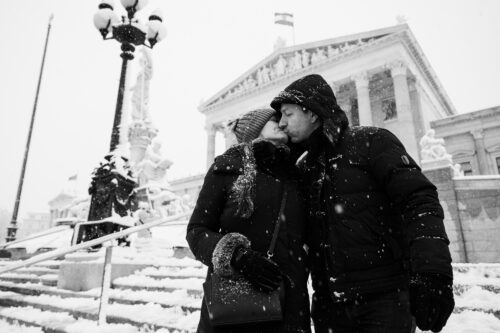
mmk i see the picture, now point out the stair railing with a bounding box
[0,226,69,250]
[0,211,191,325]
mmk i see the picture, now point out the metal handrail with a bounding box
[0,212,191,275]
[0,226,69,250]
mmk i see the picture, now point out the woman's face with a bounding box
[259,117,288,144]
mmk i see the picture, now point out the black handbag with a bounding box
[203,188,288,326]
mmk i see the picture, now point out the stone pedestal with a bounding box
[128,122,158,165]
[422,164,468,263]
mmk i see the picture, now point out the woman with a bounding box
[186,108,311,333]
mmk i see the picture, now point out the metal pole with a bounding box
[109,43,134,152]
[98,243,113,325]
[7,14,54,242]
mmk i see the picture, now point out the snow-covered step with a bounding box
[0,293,198,332]
[0,273,58,287]
[453,285,500,320]
[0,281,202,313]
[112,275,204,296]
[454,283,500,296]
[0,281,96,299]
[136,266,207,280]
[16,266,59,276]
[0,318,44,333]
[0,306,154,333]
[454,307,500,320]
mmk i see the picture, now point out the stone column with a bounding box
[220,123,237,149]
[389,60,419,161]
[471,129,489,175]
[351,72,373,126]
[206,124,217,169]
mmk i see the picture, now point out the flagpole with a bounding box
[6,14,54,242]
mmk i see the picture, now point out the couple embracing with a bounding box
[186,74,454,333]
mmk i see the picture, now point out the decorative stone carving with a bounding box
[204,36,385,108]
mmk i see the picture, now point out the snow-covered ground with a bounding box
[1,250,499,332]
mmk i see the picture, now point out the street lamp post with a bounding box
[86,0,165,226]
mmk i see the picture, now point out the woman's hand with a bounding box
[231,247,283,292]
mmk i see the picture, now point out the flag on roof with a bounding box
[274,12,293,27]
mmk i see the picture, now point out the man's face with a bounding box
[278,104,319,143]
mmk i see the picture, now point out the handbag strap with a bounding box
[267,185,288,259]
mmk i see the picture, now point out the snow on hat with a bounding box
[229,108,277,144]
[270,74,349,145]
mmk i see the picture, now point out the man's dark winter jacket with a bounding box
[300,126,453,301]
[186,140,311,333]
[271,73,453,303]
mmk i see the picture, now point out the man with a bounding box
[270,74,454,333]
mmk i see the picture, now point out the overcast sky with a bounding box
[0,0,499,217]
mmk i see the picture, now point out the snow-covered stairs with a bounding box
[451,264,500,320]
[1,257,500,332]
[0,260,60,287]
[413,264,500,333]
[0,257,204,332]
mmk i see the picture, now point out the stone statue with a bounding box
[136,140,173,186]
[274,55,287,77]
[311,48,326,64]
[452,164,464,178]
[293,51,303,70]
[327,45,340,57]
[131,48,154,123]
[420,129,452,162]
[301,50,310,68]
[261,66,271,83]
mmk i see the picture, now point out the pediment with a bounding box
[199,24,409,112]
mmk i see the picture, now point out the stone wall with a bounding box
[424,164,500,263]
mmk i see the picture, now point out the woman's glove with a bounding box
[231,247,282,292]
[410,273,455,332]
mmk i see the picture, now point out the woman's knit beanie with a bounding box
[229,108,277,143]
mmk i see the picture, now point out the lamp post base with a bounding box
[5,225,18,243]
[88,154,137,221]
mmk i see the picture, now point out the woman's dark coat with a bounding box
[186,140,311,333]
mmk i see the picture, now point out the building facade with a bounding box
[198,24,456,168]
[431,106,500,176]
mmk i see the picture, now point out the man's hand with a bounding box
[410,273,455,332]
[231,247,282,292]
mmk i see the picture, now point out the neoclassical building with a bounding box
[431,106,500,176]
[199,24,456,169]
